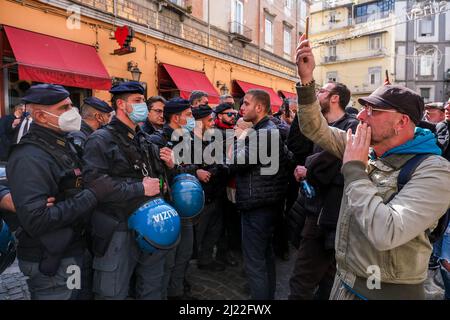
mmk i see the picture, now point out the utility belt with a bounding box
[16,226,85,276]
[90,210,128,257]
[344,276,425,300]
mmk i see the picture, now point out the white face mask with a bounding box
[43,108,82,132]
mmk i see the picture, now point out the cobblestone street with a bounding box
[0,248,445,300]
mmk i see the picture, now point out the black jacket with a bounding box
[287,114,314,165]
[0,115,15,161]
[303,113,358,228]
[148,124,198,178]
[436,120,450,161]
[232,116,289,211]
[7,123,98,261]
[141,119,159,136]
[83,117,164,222]
[69,120,94,152]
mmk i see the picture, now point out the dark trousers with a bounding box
[241,206,277,300]
[288,215,336,300]
[196,200,223,265]
[217,198,241,256]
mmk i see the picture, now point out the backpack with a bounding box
[396,154,450,243]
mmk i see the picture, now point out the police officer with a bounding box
[148,98,198,299]
[70,97,113,151]
[82,81,174,300]
[6,84,113,300]
[192,105,228,272]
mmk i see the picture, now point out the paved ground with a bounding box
[0,248,444,300]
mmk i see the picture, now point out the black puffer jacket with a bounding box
[232,116,289,211]
[436,120,450,161]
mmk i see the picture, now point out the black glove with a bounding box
[86,174,115,203]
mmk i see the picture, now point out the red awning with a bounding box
[278,90,297,100]
[233,80,283,112]
[3,26,111,90]
[160,63,220,104]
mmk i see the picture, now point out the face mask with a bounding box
[182,117,196,132]
[43,108,81,132]
[127,103,148,124]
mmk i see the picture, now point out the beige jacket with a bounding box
[296,84,450,287]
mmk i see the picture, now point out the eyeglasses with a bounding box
[221,112,238,117]
[150,109,164,114]
[361,104,398,117]
[316,88,331,94]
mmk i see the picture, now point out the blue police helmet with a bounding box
[0,164,6,181]
[128,198,181,254]
[0,220,16,275]
[170,174,205,219]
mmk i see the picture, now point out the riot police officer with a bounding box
[70,97,113,151]
[6,84,114,300]
[149,98,200,299]
[82,81,175,300]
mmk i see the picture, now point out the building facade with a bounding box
[394,0,450,103]
[310,0,396,106]
[0,0,309,116]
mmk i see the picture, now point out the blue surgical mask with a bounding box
[183,117,196,132]
[128,103,148,124]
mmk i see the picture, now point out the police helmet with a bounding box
[0,220,16,275]
[128,198,181,254]
[0,163,6,183]
[170,174,205,219]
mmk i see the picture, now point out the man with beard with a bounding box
[288,82,358,300]
[295,34,450,299]
[213,103,240,267]
[142,96,166,135]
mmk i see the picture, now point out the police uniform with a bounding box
[148,98,199,299]
[82,81,170,300]
[191,106,228,271]
[70,97,113,152]
[6,84,112,300]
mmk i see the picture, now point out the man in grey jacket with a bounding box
[295,34,450,300]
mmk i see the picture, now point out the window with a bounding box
[233,0,244,34]
[419,16,434,37]
[327,71,338,82]
[329,11,337,23]
[368,67,382,85]
[354,0,394,23]
[285,0,293,10]
[169,0,184,6]
[265,17,273,47]
[300,0,307,21]
[420,88,431,101]
[420,54,434,76]
[284,28,292,55]
[328,45,336,57]
[369,35,382,50]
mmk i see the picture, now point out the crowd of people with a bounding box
[0,36,449,300]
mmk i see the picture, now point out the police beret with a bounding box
[358,85,424,125]
[83,97,113,113]
[21,84,70,105]
[164,98,191,116]
[109,81,145,95]
[192,105,213,120]
[214,103,235,114]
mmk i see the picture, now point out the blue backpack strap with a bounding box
[397,154,432,191]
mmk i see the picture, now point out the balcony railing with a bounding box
[229,21,252,42]
[322,48,387,64]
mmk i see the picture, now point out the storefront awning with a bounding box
[160,63,220,104]
[233,80,283,112]
[278,90,297,100]
[3,26,111,90]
